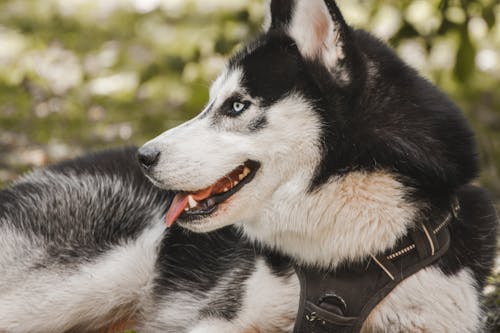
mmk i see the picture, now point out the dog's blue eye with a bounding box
[232,101,247,113]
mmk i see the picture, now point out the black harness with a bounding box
[293,199,460,333]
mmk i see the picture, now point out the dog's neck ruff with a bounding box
[293,198,460,333]
[243,172,418,268]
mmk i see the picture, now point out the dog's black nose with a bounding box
[138,146,160,170]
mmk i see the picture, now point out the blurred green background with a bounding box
[0,0,498,329]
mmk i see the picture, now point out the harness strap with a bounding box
[293,200,459,333]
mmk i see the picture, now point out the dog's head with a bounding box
[139,0,477,248]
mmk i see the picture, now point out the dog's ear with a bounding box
[267,0,354,81]
[264,0,294,31]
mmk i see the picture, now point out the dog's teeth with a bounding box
[223,187,229,192]
[188,195,198,209]
[233,181,239,186]
[184,207,189,211]
[238,167,251,180]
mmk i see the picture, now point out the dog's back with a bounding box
[0,147,299,333]
[0,147,169,331]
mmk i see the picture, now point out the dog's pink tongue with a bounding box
[165,194,189,227]
[165,188,213,227]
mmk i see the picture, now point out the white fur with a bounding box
[0,228,46,293]
[262,0,272,31]
[233,259,299,332]
[363,268,481,332]
[142,291,203,332]
[145,68,248,193]
[209,67,237,100]
[143,259,299,333]
[148,92,323,235]
[188,260,299,333]
[243,171,416,268]
[0,222,164,333]
[288,0,344,68]
[188,320,241,333]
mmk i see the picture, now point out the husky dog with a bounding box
[1,0,497,332]
[138,0,498,331]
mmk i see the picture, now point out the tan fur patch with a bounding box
[97,318,135,333]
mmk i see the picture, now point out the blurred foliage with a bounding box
[0,0,499,199]
[0,0,498,330]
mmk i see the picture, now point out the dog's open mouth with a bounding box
[165,160,260,227]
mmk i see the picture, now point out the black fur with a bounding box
[232,20,477,199]
[156,225,257,321]
[224,0,495,287]
[248,115,268,132]
[269,0,295,30]
[438,185,498,288]
[229,33,313,109]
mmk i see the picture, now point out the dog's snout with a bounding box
[138,146,161,170]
